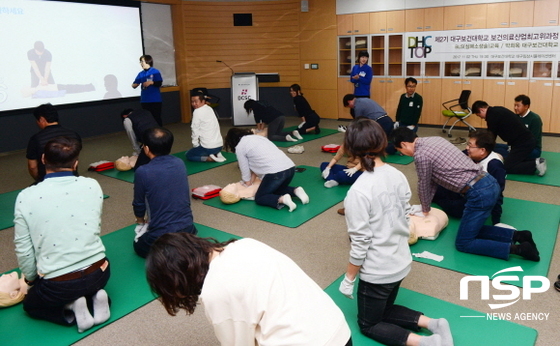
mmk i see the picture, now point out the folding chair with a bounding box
[441,90,476,137]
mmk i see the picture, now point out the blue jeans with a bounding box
[494,143,541,160]
[455,174,514,260]
[23,260,111,326]
[376,116,396,155]
[320,162,363,185]
[134,224,198,258]
[186,146,223,162]
[255,167,296,209]
[357,279,422,346]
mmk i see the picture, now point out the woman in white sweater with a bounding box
[339,118,453,346]
[146,233,352,346]
[224,128,309,212]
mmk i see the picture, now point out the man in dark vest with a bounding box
[121,109,159,169]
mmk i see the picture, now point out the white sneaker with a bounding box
[286,134,298,142]
[324,180,339,188]
[337,125,347,133]
[209,154,226,162]
[292,130,303,140]
[287,145,304,154]
[535,158,547,176]
[216,152,226,160]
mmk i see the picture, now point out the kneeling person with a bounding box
[186,93,226,162]
[14,137,110,333]
[133,127,197,258]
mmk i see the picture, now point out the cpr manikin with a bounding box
[0,271,28,308]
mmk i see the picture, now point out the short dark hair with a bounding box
[344,118,387,171]
[391,127,417,149]
[405,77,418,86]
[120,108,133,118]
[146,233,237,316]
[34,41,45,53]
[471,100,489,114]
[224,127,253,153]
[191,93,205,103]
[468,129,495,153]
[243,99,256,114]
[358,50,369,58]
[33,103,59,123]
[140,55,153,67]
[43,136,82,171]
[343,94,356,107]
[143,127,174,156]
[290,84,302,95]
[514,94,530,106]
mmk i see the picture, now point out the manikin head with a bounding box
[0,272,27,308]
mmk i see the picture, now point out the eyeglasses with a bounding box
[466,143,480,149]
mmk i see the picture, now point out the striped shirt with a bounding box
[235,135,294,182]
[414,137,481,212]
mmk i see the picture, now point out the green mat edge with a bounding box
[411,198,560,288]
[0,191,108,231]
[1,223,240,346]
[325,274,538,346]
[506,151,560,187]
[273,126,339,147]
[203,165,350,228]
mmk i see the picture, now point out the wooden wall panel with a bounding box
[181,0,301,92]
[300,0,338,119]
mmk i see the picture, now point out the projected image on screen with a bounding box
[0,0,144,112]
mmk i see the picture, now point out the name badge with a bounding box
[409,101,414,107]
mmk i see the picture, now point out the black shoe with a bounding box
[517,242,540,262]
[315,125,321,134]
[555,280,560,292]
[513,230,538,254]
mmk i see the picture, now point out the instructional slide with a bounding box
[0,0,143,112]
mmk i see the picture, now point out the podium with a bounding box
[231,73,259,126]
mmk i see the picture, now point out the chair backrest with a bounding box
[458,90,471,109]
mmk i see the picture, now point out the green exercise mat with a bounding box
[383,153,414,165]
[272,126,338,147]
[204,165,350,228]
[97,151,237,183]
[507,151,560,187]
[411,198,560,287]
[0,189,23,230]
[0,190,109,231]
[0,223,240,346]
[325,275,537,346]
